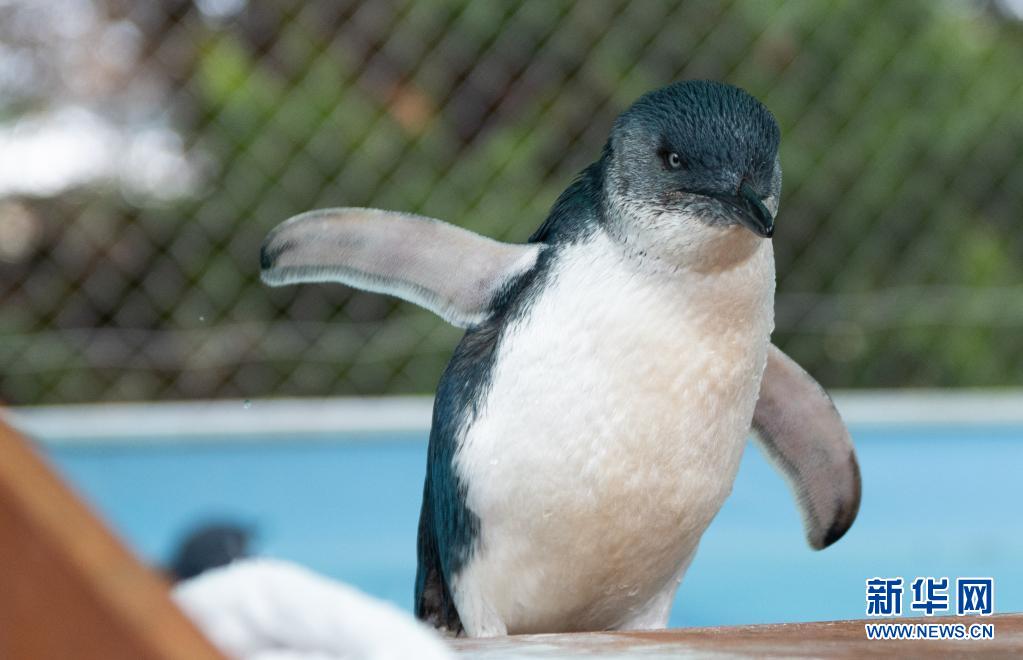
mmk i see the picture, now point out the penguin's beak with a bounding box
[710,181,774,238]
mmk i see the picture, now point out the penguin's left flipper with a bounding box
[260,208,542,328]
[753,345,861,549]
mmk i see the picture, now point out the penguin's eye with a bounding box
[663,151,685,171]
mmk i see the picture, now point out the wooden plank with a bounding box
[450,615,1021,658]
[0,417,224,660]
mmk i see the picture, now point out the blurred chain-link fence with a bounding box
[1,0,1022,405]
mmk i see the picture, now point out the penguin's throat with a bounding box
[603,195,766,274]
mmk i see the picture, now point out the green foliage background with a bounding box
[1,0,1021,403]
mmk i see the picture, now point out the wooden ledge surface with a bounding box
[450,614,1022,658]
[0,417,224,660]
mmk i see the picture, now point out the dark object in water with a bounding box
[169,522,253,582]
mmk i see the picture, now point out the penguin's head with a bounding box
[602,80,781,269]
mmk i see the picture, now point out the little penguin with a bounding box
[259,80,861,637]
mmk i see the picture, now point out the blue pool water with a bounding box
[44,424,1022,626]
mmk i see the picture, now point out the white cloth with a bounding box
[174,558,454,660]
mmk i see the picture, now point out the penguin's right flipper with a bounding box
[261,208,542,328]
[752,345,861,550]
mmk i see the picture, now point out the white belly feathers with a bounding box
[452,230,776,635]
